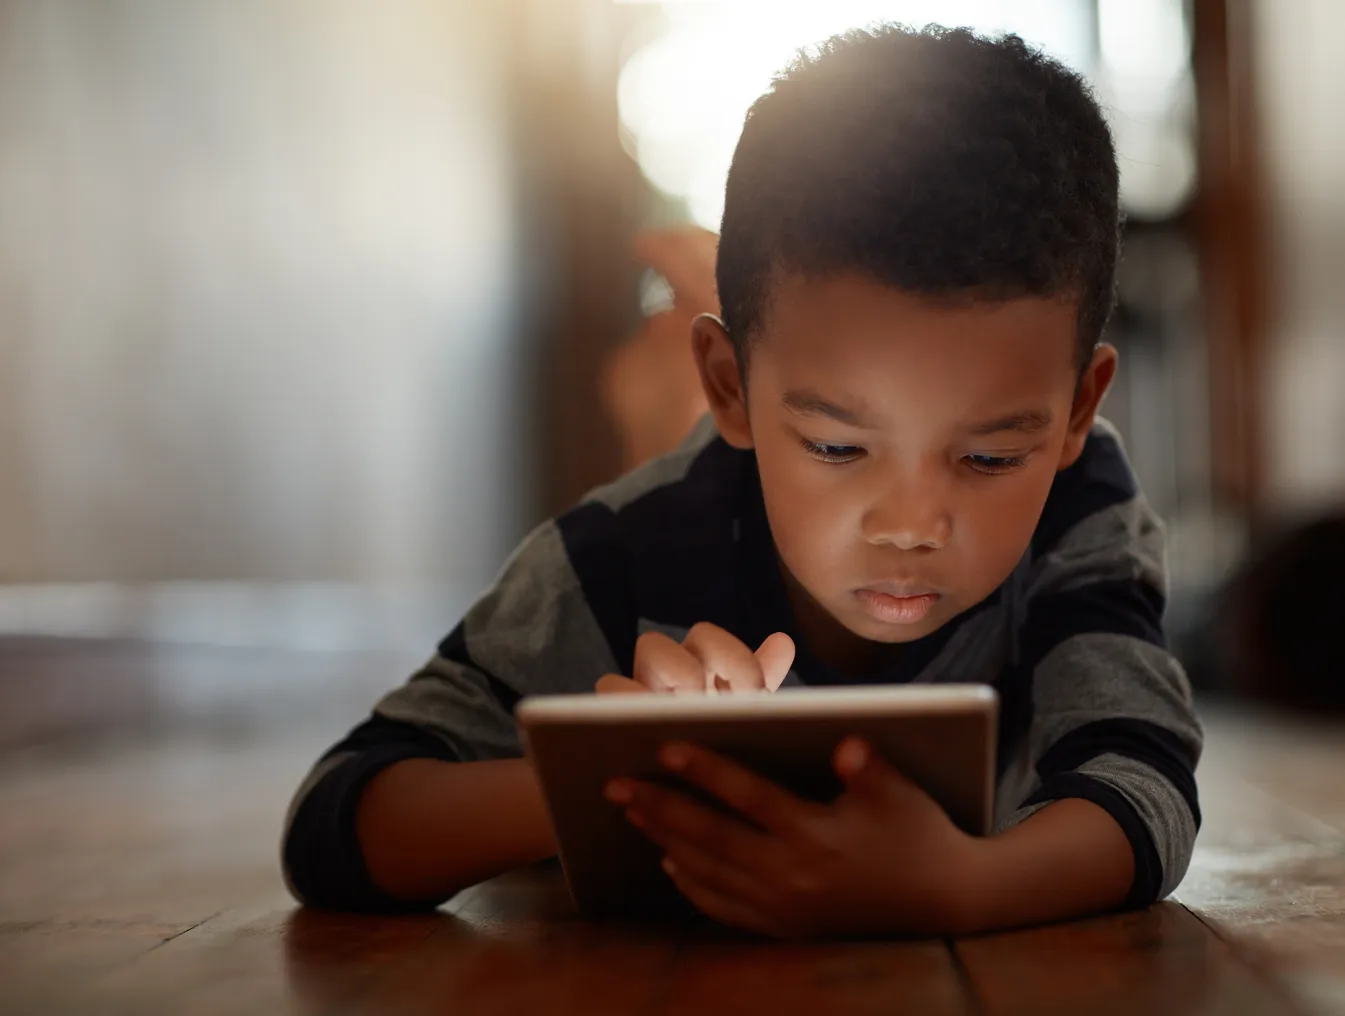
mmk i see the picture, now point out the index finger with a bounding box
[755,632,795,692]
[633,630,705,692]
[659,741,811,835]
[682,622,764,692]
[594,674,650,695]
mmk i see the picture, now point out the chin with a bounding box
[843,610,949,645]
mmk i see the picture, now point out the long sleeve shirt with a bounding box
[283,416,1202,913]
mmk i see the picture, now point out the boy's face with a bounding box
[694,274,1116,652]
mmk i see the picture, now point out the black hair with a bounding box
[716,24,1120,370]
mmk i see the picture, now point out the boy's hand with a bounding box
[595,625,794,695]
[604,737,980,938]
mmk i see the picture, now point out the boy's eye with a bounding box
[800,438,864,464]
[965,453,1027,474]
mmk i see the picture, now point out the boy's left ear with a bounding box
[691,313,754,450]
[1058,343,1118,469]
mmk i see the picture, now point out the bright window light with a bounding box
[617,0,1094,228]
[618,0,1195,223]
[1095,0,1196,217]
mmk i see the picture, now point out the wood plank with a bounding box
[0,732,324,923]
[448,861,583,927]
[1182,770,1345,961]
[448,867,972,1016]
[65,896,446,1016]
[5,641,1345,1016]
[0,916,204,1016]
[955,903,1303,1016]
[662,936,971,1016]
[352,867,678,1016]
[1179,718,1345,1016]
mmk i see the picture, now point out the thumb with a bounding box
[833,737,910,804]
[754,632,796,692]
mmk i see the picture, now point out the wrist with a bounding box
[518,757,560,858]
[940,830,999,936]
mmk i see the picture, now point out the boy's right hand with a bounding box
[595,624,795,695]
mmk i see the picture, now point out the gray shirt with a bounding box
[283,416,1202,912]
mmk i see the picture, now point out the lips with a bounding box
[861,579,940,599]
[854,582,942,625]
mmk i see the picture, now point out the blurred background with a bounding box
[1,0,1342,744]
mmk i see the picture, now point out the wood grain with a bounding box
[663,937,971,1016]
[351,870,679,1016]
[956,903,1305,1016]
[1179,703,1345,1014]
[2,642,1344,1016]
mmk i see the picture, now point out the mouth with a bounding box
[853,584,942,625]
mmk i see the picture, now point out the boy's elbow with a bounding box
[281,751,448,914]
[1087,758,1200,904]
[282,803,448,914]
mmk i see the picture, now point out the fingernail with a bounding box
[604,779,634,805]
[838,738,869,771]
[661,744,690,771]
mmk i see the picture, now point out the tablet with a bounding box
[517,684,998,918]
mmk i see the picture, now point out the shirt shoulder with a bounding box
[1021,417,1167,624]
[552,416,751,669]
[1031,418,1142,559]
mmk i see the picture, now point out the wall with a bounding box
[1253,0,1345,513]
[0,0,527,597]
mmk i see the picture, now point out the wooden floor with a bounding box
[2,639,1343,1015]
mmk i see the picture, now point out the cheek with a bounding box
[956,466,1057,568]
[754,443,858,564]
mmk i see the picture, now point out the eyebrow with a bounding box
[965,410,1054,436]
[783,392,1053,436]
[781,390,873,428]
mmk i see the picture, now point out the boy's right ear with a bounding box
[690,313,753,449]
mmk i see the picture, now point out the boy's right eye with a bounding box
[799,438,864,464]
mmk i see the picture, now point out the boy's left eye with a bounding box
[964,454,1027,474]
[800,438,864,464]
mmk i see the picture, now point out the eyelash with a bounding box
[964,454,1028,475]
[799,439,1027,474]
[800,438,863,463]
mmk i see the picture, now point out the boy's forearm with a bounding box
[948,798,1136,935]
[356,757,557,903]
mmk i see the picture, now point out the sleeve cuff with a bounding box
[284,742,459,913]
[1023,771,1164,908]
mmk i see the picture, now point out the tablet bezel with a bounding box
[518,682,997,723]
[517,683,999,918]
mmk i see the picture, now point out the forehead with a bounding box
[751,274,1079,418]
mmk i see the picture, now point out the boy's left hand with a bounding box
[604,737,982,939]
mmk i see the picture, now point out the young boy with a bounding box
[283,25,1201,938]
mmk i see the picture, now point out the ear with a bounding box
[691,313,753,449]
[1057,343,1118,470]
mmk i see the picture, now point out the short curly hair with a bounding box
[717,24,1120,370]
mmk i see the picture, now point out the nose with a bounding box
[860,471,952,551]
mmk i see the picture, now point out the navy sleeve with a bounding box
[282,716,460,911]
[282,515,626,912]
[995,423,1203,907]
